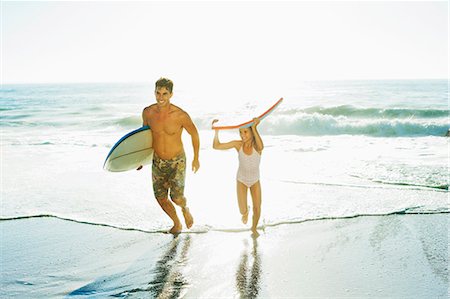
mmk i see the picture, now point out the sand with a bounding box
[1,214,448,298]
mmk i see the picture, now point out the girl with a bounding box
[212,118,263,236]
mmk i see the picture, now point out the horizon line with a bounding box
[1,77,448,86]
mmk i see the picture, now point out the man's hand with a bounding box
[192,159,200,173]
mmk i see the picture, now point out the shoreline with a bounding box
[1,213,448,298]
[1,210,448,234]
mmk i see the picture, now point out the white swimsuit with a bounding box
[237,146,261,188]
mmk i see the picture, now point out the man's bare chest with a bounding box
[149,113,182,136]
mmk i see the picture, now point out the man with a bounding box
[138,78,200,234]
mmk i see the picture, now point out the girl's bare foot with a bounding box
[242,206,249,224]
[251,228,260,238]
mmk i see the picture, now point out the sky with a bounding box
[2,1,448,90]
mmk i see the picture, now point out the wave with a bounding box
[0,114,142,129]
[258,114,449,137]
[280,179,449,192]
[0,88,16,93]
[0,214,169,234]
[0,214,212,234]
[2,209,448,234]
[288,106,449,119]
[359,178,448,191]
[254,207,450,231]
[195,105,449,137]
[115,116,142,128]
[93,115,142,129]
[0,107,17,111]
[2,103,448,137]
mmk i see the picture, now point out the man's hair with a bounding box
[155,77,174,93]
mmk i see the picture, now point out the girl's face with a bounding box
[239,128,253,142]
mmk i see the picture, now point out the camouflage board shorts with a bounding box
[152,152,186,200]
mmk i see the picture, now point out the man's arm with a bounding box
[142,107,148,126]
[137,108,149,171]
[182,112,200,173]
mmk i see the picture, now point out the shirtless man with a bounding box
[139,78,200,234]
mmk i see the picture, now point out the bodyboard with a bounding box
[212,97,283,130]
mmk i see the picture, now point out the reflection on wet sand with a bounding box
[235,237,261,298]
[123,234,192,298]
[69,234,192,298]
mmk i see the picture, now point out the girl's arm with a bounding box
[251,117,264,153]
[212,119,240,150]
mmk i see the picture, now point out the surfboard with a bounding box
[103,126,153,172]
[211,97,283,130]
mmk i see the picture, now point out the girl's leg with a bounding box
[236,180,249,224]
[249,181,262,235]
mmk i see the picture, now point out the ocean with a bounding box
[1,80,448,233]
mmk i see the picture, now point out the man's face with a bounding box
[155,86,172,107]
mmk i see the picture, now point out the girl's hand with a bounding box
[252,117,260,127]
[212,119,219,129]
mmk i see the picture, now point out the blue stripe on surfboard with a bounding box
[103,125,150,168]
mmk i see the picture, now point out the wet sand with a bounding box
[1,214,448,298]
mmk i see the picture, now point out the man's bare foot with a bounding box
[169,223,182,234]
[241,206,249,224]
[182,207,194,229]
[251,228,260,238]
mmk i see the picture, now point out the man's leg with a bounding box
[153,157,182,234]
[169,152,193,229]
[156,197,183,234]
[172,196,193,229]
